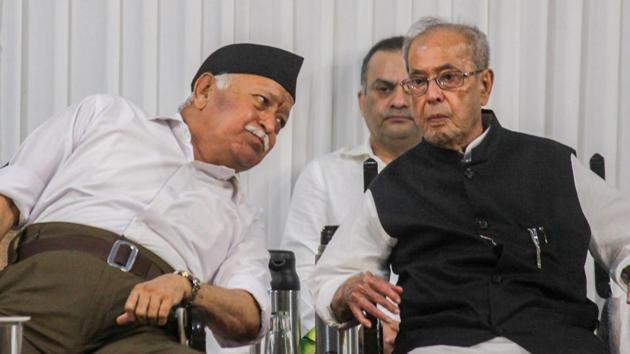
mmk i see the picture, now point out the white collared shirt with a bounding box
[281,140,386,331]
[0,94,270,346]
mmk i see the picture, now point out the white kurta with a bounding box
[280,140,385,331]
[0,94,270,347]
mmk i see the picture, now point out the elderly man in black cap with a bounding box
[0,43,303,353]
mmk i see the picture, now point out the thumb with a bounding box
[116,313,130,326]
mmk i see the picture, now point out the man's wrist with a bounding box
[174,270,202,304]
[331,284,352,322]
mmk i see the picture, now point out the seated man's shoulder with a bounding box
[507,129,576,155]
[79,93,132,108]
[77,94,147,120]
[302,145,366,172]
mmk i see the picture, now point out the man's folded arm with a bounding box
[194,283,262,341]
[310,191,399,326]
[209,212,271,347]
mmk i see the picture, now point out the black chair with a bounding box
[174,305,207,351]
[589,153,612,350]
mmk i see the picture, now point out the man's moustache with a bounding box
[244,124,270,152]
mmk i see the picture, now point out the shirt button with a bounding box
[477,218,489,230]
[491,274,502,284]
[464,167,475,179]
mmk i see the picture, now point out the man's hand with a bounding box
[383,320,399,354]
[331,271,403,328]
[116,273,192,326]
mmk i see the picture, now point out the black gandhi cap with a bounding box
[190,43,304,101]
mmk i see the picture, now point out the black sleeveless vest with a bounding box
[370,110,606,354]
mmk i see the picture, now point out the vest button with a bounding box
[477,218,489,229]
[464,167,475,179]
[491,274,502,284]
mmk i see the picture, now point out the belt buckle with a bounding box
[107,240,139,272]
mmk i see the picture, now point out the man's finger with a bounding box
[122,290,140,324]
[135,292,151,324]
[146,296,162,326]
[360,283,399,314]
[115,313,130,325]
[367,277,402,304]
[349,303,371,328]
[354,296,393,324]
[157,299,173,326]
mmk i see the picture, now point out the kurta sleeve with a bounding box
[211,210,271,347]
[309,190,396,325]
[0,95,108,226]
[573,155,630,291]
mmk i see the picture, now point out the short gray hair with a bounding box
[178,73,233,112]
[402,17,490,72]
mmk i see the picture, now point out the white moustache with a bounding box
[244,124,269,152]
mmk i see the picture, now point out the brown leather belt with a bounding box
[16,231,172,280]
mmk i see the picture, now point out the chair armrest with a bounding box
[172,305,208,351]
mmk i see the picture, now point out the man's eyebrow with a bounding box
[263,89,291,106]
[371,78,397,87]
[409,63,459,76]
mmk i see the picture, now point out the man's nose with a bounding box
[258,112,277,135]
[424,80,444,103]
[390,85,409,108]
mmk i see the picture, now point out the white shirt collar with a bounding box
[462,127,491,163]
[149,112,237,180]
[342,138,375,158]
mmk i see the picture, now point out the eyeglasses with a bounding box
[400,69,485,96]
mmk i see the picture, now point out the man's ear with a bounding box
[357,88,367,118]
[191,73,215,109]
[479,69,494,106]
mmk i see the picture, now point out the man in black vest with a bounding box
[310,17,630,354]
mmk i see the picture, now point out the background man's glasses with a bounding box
[401,69,484,96]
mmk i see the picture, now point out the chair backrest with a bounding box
[590,154,611,300]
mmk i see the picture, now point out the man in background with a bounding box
[281,36,422,351]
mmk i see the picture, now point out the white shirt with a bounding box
[280,140,386,331]
[310,132,630,353]
[0,94,270,347]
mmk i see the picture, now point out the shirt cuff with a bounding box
[0,165,46,227]
[314,274,355,326]
[613,254,630,293]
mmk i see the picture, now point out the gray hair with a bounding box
[178,73,233,112]
[402,17,490,72]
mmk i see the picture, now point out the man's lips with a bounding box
[426,114,449,124]
[384,115,413,122]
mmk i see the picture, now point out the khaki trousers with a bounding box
[0,222,201,354]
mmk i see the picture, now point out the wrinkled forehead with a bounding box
[408,29,475,72]
[231,74,294,105]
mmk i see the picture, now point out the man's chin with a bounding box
[235,154,265,172]
[423,131,453,148]
[382,126,420,140]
